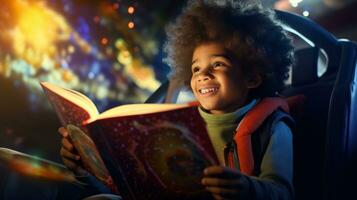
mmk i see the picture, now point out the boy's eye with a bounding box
[192,66,199,73]
[212,62,226,68]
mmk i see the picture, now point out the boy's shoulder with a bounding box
[238,97,292,134]
[268,109,295,128]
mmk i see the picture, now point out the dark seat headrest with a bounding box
[292,47,319,86]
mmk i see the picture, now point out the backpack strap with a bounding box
[251,109,294,175]
[231,97,289,175]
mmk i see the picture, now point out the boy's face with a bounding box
[190,42,257,114]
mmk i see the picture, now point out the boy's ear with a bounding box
[246,73,263,89]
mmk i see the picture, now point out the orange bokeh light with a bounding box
[101,37,108,45]
[128,6,135,14]
[93,16,100,23]
[128,22,135,29]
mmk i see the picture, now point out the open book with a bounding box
[40,82,219,200]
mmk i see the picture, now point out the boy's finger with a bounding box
[62,158,78,170]
[212,194,227,200]
[206,186,238,197]
[61,137,74,151]
[201,177,242,188]
[204,166,242,179]
[58,127,69,137]
[62,158,85,173]
[212,194,235,200]
[62,157,87,176]
[60,147,80,161]
[211,194,222,200]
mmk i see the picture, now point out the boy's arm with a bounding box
[248,121,294,200]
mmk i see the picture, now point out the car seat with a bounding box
[324,40,357,200]
[276,10,357,200]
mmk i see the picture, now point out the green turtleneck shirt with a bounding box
[198,99,257,165]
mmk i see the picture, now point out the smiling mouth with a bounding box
[199,87,218,95]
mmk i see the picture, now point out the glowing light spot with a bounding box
[17,6,57,50]
[113,3,120,10]
[274,0,291,10]
[303,11,309,17]
[122,51,130,58]
[101,37,108,45]
[115,39,125,49]
[289,0,302,7]
[41,54,55,70]
[128,22,135,29]
[62,69,75,82]
[68,45,75,53]
[10,1,72,66]
[88,72,94,79]
[93,16,100,23]
[96,85,109,99]
[114,39,160,91]
[117,50,132,65]
[128,6,135,14]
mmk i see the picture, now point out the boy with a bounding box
[60,0,295,199]
[163,1,295,199]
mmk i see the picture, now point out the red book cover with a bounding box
[41,82,219,199]
[40,82,117,193]
[88,106,219,200]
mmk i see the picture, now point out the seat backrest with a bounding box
[280,46,335,200]
[275,10,357,200]
[291,47,319,86]
[324,40,357,200]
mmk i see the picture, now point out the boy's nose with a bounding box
[198,75,210,82]
[197,67,213,82]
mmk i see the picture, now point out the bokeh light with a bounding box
[0,0,174,163]
[303,10,310,17]
[0,0,166,113]
[128,6,135,14]
[101,37,109,45]
[128,21,135,29]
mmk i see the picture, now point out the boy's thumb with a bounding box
[58,127,68,137]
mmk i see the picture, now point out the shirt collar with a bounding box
[198,99,258,125]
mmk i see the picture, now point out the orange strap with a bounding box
[234,97,289,175]
[187,101,200,107]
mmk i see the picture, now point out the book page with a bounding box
[95,103,190,122]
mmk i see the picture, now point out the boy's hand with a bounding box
[202,166,250,200]
[58,127,87,175]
